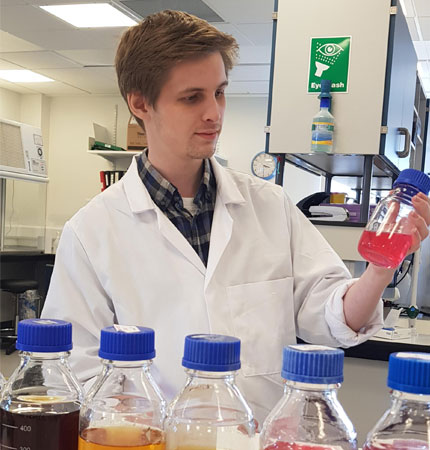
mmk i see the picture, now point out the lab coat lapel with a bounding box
[156,209,206,275]
[205,158,246,290]
[123,156,206,275]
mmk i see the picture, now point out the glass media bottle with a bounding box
[358,169,430,268]
[363,352,430,450]
[260,345,357,450]
[165,334,256,450]
[0,371,6,393]
[78,325,166,449]
[0,318,83,450]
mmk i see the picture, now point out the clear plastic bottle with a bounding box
[78,325,166,449]
[0,318,83,450]
[0,371,6,393]
[311,80,334,153]
[165,334,256,450]
[358,169,430,268]
[260,345,357,450]
[363,352,430,450]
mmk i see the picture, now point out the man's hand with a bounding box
[408,192,430,254]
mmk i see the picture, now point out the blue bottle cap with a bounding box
[393,169,430,195]
[388,352,430,395]
[16,318,72,353]
[320,79,332,94]
[320,97,330,108]
[99,325,155,361]
[282,345,344,384]
[182,334,241,372]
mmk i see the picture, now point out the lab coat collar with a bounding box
[123,154,246,214]
[123,155,157,213]
[209,156,246,206]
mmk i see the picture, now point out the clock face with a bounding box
[252,152,277,179]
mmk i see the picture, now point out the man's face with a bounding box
[143,52,228,162]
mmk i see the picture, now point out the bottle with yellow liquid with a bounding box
[78,325,166,450]
[0,319,83,450]
[165,334,256,450]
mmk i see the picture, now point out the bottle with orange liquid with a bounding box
[164,334,256,450]
[78,325,166,450]
[260,345,357,450]
[358,168,430,268]
[363,352,430,450]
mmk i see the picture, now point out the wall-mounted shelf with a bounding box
[88,150,141,163]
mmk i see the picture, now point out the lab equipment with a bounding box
[260,344,357,450]
[363,352,430,449]
[358,169,430,268]
[0,318,83,450]
[311,79,334,153]
[78,325,166,449]
[0,117,47,181]
[165,334,256,450]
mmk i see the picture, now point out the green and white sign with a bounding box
[308,36,351,93]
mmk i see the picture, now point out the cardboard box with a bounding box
[126,116,147,151]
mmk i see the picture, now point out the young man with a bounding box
[42,10,430,420]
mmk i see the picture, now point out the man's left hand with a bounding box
[408,192,430,254]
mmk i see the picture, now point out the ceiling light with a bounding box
[40,3,137,28]
[0,70,54,83]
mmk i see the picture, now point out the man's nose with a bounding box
[202,96,223,122]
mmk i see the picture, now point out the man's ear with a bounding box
[127,92,151,122]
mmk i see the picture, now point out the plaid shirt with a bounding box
[137,151,216,266]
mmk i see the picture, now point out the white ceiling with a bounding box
[0,0,273,96]
[0,1,428,98]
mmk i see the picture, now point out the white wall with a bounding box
[0,87,21,122]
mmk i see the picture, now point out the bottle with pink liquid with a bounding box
[260,345,357,450]
[357,168,430,268]
[363,352,430,450]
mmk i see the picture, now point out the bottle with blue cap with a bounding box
[78,325,166,449]
[358,168,430,268]
[260,345,357,450]
[0,318,83,450]
[311,79,334,153]
[363,352,430,450]
[165,334,256,449]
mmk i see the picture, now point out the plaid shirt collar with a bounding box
[137,149,215,215]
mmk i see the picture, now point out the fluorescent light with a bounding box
[0,70,54,83]
[40,3,137,28]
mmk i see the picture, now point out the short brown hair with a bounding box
[116,10,238,118]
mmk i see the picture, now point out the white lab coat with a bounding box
[42,156,383,421]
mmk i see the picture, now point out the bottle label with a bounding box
[312,122,334,131]
[396,352,430,361]
[113,324,140,333]
[290,345,335,352]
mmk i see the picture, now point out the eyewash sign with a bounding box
[308,36,351,93]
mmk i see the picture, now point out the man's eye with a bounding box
[183,95,198,102]
[215,90,225,98]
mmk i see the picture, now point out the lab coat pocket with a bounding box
[227,277,295,377]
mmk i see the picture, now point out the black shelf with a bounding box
[282,153,399,180]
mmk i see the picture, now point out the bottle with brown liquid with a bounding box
[78,325,166,450]
[0,318,84,450]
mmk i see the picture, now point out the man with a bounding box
[42,10,430,420]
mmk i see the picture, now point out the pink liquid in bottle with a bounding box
[358,230,412,269]
[265,444,341,450]
[363,440,429,450]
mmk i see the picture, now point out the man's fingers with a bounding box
[412,193,430,227]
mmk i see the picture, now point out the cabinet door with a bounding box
[269,0,391,155]
[381,3,417,170]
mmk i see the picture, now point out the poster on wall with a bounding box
[307,36,351,93]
